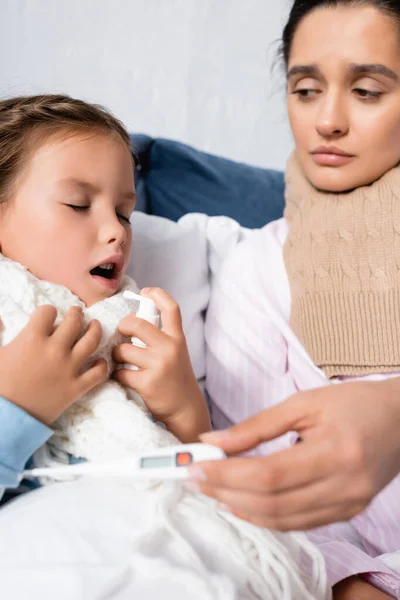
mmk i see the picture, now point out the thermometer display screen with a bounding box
[140,455,174,469]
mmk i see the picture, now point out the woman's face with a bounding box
[287,5,400,192]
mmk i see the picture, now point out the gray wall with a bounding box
[0,0,293,170]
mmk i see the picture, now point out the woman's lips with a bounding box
[311,152,354,167]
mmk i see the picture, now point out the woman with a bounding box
[192,1,400,598]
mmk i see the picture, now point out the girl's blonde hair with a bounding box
[0,94,134,204]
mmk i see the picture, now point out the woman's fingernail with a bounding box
[140,287,151,294]
[183,480,200,493]
[199,430,230,444]
[187,466,207,481]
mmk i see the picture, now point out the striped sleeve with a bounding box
[308,524,400,597]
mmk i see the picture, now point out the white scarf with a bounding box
[0,254,330,600]
[0,253,177,464]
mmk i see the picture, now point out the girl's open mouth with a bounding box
[90,259,122,290]
[90,263,116,280]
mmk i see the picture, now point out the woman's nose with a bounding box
[315,94,349,139]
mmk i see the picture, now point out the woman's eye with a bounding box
[291,89,319,100]
[353,88,382,100]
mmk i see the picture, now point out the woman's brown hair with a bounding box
[280,0,400,68]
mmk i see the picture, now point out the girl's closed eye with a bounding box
[65,203,131,224]
[66,204,89,213]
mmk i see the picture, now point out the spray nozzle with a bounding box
[123,291,159,326]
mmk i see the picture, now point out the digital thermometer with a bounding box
[21,444,226,482]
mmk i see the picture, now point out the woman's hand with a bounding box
[113,288,211,442]
[0,305,107,425]
[187,378,400,530]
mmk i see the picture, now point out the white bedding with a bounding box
[0,477,329,600]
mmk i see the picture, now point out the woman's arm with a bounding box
[308,524,400,598]
[193,382,400,597]
[194,377,400,529]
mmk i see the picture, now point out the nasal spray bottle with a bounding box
[123,290,159,370]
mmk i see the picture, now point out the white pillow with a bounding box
[127,212,254,382]
[178,213,253,280]
[127,212,210,380]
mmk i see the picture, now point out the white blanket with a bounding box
[0,254,330,600]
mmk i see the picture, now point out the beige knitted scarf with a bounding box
[283,152,400,378]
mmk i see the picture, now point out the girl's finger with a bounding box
[78,358,108,396]
[73,319,102,365]
[141,287,183,337]
[52,306,84,348]
[117,314,165,347]
[26,305,58,337]
[112,342,153,369]
[113,366,146,389]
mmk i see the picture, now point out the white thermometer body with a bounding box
[22,444,226,482]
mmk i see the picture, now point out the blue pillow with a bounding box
[131,134,152,213]
[131,135,285,229]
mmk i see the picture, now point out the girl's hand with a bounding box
[0,305,107,425]
[188,378,400,530]
[113,288,211,442]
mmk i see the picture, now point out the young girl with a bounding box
[204,1,400,599]
[0,93,209,495]
[0,94,328,599]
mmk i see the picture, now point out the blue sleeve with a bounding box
[0,396,53,488]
